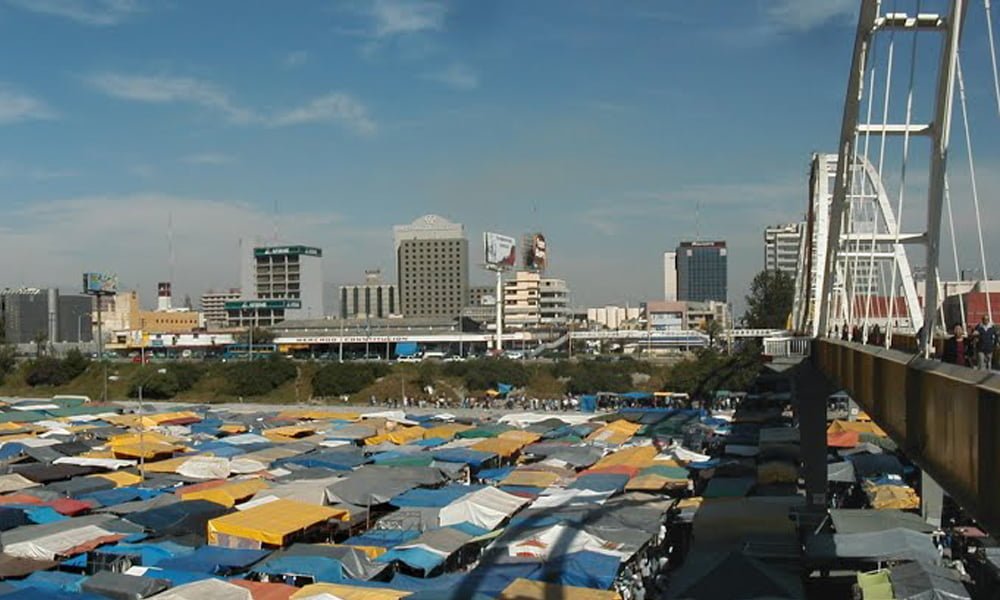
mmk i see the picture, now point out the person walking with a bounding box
[974,315,997,370]
[941,324,968,366]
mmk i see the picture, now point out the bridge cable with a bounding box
[955,57,994,322]
[985,0,1000,114]
[886,1,922,347]
[943,176,968,330]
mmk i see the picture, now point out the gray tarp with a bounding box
[325,466,446,506]
[399,527,474,555]
[272,542,388,580]
[667,550,804,599]
[827,462,855,483]
[829,509,935,534]
[81,570,170,600]
[889,561,971,600]
[0,513,142,547]
[805,528,938,563]
[98,493,180,515]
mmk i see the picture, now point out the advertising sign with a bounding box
[484,232,517,268]
[82,272,119,295]
[524,233,547,271]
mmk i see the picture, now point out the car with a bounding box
[503,351,525,360]
[443,355,465,362]
[397,355,422,363]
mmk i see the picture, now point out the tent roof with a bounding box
[207,498,347,546]
[667,551,804,600]
[829,509,935,535]
[496,578,621,600]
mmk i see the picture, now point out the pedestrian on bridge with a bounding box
[974,315,997,370]
[942,324,969,367]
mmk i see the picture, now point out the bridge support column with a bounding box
[922,471,945,529]
[794,357,839,509]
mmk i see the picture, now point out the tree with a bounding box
[703,318,723,346]
[743,269,795,329]
[0,345,15,375]
[183,294,193,310]
[236,327,275,345]
[33,331,48,358]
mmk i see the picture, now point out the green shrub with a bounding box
[128,363,206,400]
[223,356,296,396]
[0,345,15,375]
[461,358,529,391]
[23,350,91,387]
[312,362,387,396]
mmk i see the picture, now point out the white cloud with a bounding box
[270,92,376,135]
[86,72,376,135]
[181,153,235,165]
[425,63,480,91]
[766,0,857,32]
[370,0,445,38]
[0,84,56,124]
[86,73,255,123]
[5,0,142,26]
[282,50,310,69]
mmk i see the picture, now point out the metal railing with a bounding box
[763,336,812,357]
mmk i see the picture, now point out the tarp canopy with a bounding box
[125,499,229,539]
[207,499,347,546]
[889,561,971,600]
[496,577,621,600]
[439,487,528,530]
[180,478,270,507]
[806,528,939,563]
[146,579,253,600]
[828,461,856,483]
[326,466,446,506]
[80,570,170,600]
[272,543,388,581]
[156,545,270,573]
[229,580,298,600]
[667,551,804,600]
[290,582,410,599]
[585,420,641,445]
[829,509,935,535]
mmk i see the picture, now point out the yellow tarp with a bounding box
[278,409,361,422]
[471,437,527,458]
[80,450,117,459]
[497,430,541,446]
[677,496,703,509]
[183,478,270,507]
[144,411,200,426]
[625,474,686,491]
[111,442,182,460]
[593,445,658,470]
[92,471,143,487]
[497,578,621,600]
[219,424,247,434]
[387,426,426,445]
[144,455,200,474]
[827,420,886,437]
[264,425,317,442]
[207,499,347,546]
[858,570,893,600]
[422,423,472,441]
[501,470,561,488]
[586,420,642,445]
[291,583,410,600]
[865,483,920,510]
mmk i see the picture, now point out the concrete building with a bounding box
[687,300,731,330]
[339,270,399,320]
[0,288,93,344]
[586,305,642,330]
[663,251,677,302]
[645,300,687,331]
[468,285,494,308]
[200,289,241,328]
[676,241,728,303]
[764,223,804,276]
[393,215,469,319]
[503,271,570,330]
[230,244,324,327]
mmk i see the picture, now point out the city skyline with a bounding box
[2,1,999,315]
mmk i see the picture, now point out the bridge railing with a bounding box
[763,336,812,358]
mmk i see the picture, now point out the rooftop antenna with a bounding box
[695,198,701,241]
[168,211,175,286]
[272,197,279,244]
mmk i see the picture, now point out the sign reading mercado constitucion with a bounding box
[483,232,517,268]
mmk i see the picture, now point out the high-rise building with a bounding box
[0,288,93,343]
[764,223,804,276]
[393,215,469,319]
[502,271,570,329]
[200,289,241,328]
[676,241,728,303]
[339,270,398,319]
[229,244,324,327]
[663,251,677,301]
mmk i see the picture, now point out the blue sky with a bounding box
[1,0,998,314]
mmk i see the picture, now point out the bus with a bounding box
[221,343,278,361]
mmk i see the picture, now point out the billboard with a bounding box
[524,233,547,271]
[483,232,517,268]
[82,272,118,295]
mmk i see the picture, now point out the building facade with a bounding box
[393,215,469,319]
[764,223,804,276]
[230,244,323,327]
[1,288,94,344]
[676,241,728,303]
[663,251,677,301]
[339,270,398,320]
[502,271,570,330]
[586,306,642,330]
[200,289,241,328]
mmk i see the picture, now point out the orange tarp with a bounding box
[501,470,561,488]
[827,430,860,448]
[181,478,270,507]
[586,420,641,445]
[827,420,886,437]
[229,579,297,600]
[422,423,473,440]
[471,437,528,458]
[593,445,657,470]
[497,430,541,446]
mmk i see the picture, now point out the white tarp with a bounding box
[0,473,40,493]
[230,458,269,474]
[4,524,117,560]
[498,412,594,427]
[14,404,59,411]
[176,456,230,480]
[54,457,136,470]
[146,578,252,600]
[360,410,418,425]
[667,447,711,464]
[220,433,270,446]
[11,437,61,448]
[248,475,343,506]
[439,486,528,530]
[504,524,626,559]
[530,488,615,508]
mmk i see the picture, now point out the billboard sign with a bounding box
[82,272,118,295]
[524,233,547,271]
[484,232,517,268]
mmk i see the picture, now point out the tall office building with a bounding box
[503,271,570,329]
[0,288,93,343]
[393,215,469,319]
[764,223,804,276]
[229,244,323,327]
[663,251,677,301]
[676,241,728,303]
[200,289,241,328]
[340,270,398,319]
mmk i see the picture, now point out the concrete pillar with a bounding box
[797,354,840,509]
[921,470,944,528]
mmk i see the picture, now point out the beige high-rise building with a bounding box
[393,215,469,319]
[503,271,570,329]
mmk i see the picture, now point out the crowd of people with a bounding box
[942,315,998,370]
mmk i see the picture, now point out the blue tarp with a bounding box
[24,507,66,525]
[0,443,26,460]
[497,383,513,395]
[391,485,482,508]
[529,550,621,590]
[378,546,446,573]
[279,449,368,471]
[413,438,446,448]
[93,541,194,567]
[156,546,270,573]
[620,392,653,401]
[477,467,513,482]
[395,342,419,357]
[569,473,629,492]
[79,486,160,508]
[344,529,421,549]
[9,571,84,594]
[189,442,250,458]
[579,395,597,413]
[0,587,104,600]
[0,507,29,531]
[432,448,496,468]
[126,569,216,586]
[254,555,343,583]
